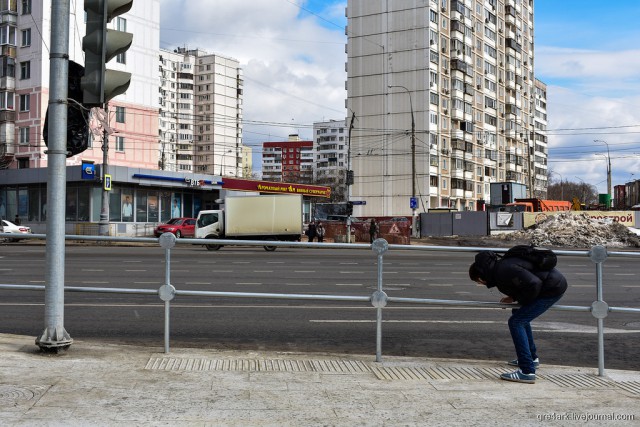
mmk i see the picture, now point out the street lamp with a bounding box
[594,139,612,204]
[388,84,417,237]
[550,170,563,200]
[219,149,233,176]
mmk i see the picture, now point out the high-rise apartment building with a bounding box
[532,79,548,197]
[346,0,545,216]
[0,0,160,170]
[158,48,244,176]
[262,135,313,182]
[313,119,348,201]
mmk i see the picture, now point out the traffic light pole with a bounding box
[99,106,110,236]
[36,0,73,351]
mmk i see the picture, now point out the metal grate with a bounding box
[0,385,48,403]
[145,357,372,374]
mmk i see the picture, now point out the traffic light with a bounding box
[346,201,354,216]
[43,61,91,157]
[82,0,134,106]
[346,170,354,186]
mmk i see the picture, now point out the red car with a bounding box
[154,217,196,238]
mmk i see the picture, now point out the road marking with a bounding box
[409,271,430,274]
[81,281,109,284]
[614,273,636,276]
[232,261,250,264]
[340,262,359,265]
[571,285,593,288]
[82,269,104,272]
[429,284,453,287]
[235,282,262,285]
[340,271,365,274]
[134,282,160,284]
[253,270,273,273]
[125,270,147,272]
[310,320,500,324]
[214,270,234,273]
[623,285,640,288]
[29,280,45,283]
[0,269,12,271]
[133,310,140,319]
[450,272,467,275]
[294,270,315,273]
[123,260,142,263]
[335,283,363,287]
[286,283,311,286]
[575,273,592,276]
[267,261,285,264]
[383,271,398,274]
[434,263,453,266]
[567,264,588,267]
[185,282,212,285]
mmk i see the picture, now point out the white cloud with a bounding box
[536,46,640,195]
[160,0,348,154]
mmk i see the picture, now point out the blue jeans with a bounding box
[508,295,563,374]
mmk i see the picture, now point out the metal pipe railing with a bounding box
[1,234,639,375]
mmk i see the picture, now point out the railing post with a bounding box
[158,233,177,354]
[588,245,609,377]
[371,239,389,362]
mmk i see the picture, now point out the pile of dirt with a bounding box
[504,212,640,248]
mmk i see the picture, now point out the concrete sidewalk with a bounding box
[0,333,638,426]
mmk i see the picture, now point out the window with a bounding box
[19,94,29,111]
[17,157,29,168]
[19,61,29,79]
[19,126,29,144]
[115,18,127,64]
[0,91,13,109]
[21,28,30,47]
[115,106,125,123]
[115,136,124,152]
[22,0,31,15]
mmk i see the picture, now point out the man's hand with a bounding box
[500,296,515,304]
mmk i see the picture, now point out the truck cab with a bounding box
[195,210,223,239]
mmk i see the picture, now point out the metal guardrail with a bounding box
[1,232,639,376]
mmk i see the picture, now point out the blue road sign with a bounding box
[410,197,418,209]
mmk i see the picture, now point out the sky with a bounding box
[159,0,640,195]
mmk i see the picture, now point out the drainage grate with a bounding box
[539,374,616,389]
[615,381,640,396]
[145,357,372,374]
[372,366,487,381]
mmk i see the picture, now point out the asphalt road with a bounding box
[1,242,639,370]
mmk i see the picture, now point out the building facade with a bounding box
[313,119,348,201]
[346,0,544,216]
[0,0,160,171]
[158,48,244,177]
[262,135,313,183]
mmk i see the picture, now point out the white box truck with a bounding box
[195,194,303,251]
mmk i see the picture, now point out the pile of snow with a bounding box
[506,212,640,248]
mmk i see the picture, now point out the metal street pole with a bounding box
[388,85,417,237]
[346,112,355,243]
[595,140,612,207]
[99,106,110,236]
[36,0,73,351]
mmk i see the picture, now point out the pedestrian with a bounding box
[369,218,379,243]
[307,220,317,242]
[468,249,567,384]
[316,221,325,243]
[14,214,20,225]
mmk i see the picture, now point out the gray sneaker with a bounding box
[507,358,539,368]
[500,369,536,384]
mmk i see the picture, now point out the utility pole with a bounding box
[99,107,110,236]
[388,85,417,237]
[346,112,355,243]
[36,0,73,351]
[595,140,612,207]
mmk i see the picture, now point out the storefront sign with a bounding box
[81,162,95,180]
[222,177,331,198]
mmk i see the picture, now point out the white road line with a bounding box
[134,282,160,284]
[340,271,365,274]
[614,273,636,276]
[285,283,311,286]
[575,273,592,276]
[571,285,593,288]
[294,270,315,273]
[235,282,262,285]
[335,283,363,287]
[214,270,234,273]
[623,285,640,288]
[340,262,359,265]
[232,261,250,264]
[82,269,104,272]
[267,261,285,264]
[383,271,399,274]
[81,281,109,284]
[409,271,430,274]
[185,282,211,285]
[123,261,142,263]
[0,268,12,271]
[125,270,147,272]
[450,272,467,275]
[310,320,500,324]
[253,270,274,273]
[428,284,454,287]
[29,280,45,283]
[567,264,587,267]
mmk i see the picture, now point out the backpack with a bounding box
[502,244,558,271]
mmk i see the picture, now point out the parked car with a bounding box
[154,217,196,238]
[1,219,32,241]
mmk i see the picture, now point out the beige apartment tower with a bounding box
[346,0,546,216]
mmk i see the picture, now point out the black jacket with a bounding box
[475,253,567,305]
